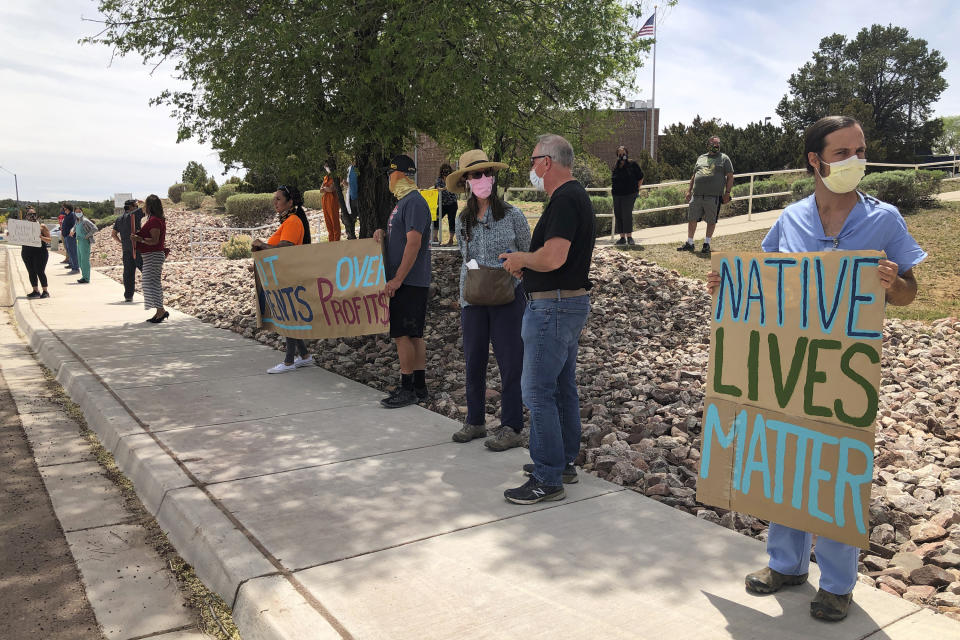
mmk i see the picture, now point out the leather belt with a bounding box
[526,288,588,300]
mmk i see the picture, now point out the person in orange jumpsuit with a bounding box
[321,165,342,241]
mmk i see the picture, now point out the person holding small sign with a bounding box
[707,116,926,622]
[446,150,531,451]
[373,155,432,409]
[252,185,314,373]
[20,207,51,298]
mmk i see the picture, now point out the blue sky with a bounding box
[1,0,958,201]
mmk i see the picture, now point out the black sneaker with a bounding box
[40,291,50,298]
[615,237,626,245]
[676,242,695,252]
[381,387,418,409]
[626,237,636,245]
[415,386,428,402]
[77,278,89,283]
[26,290,41,298]
[523,463,578,484]
[504,477,565,504]
[700,243,711,254]
[124,297,133,302]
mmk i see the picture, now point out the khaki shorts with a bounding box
[688,195,721,224]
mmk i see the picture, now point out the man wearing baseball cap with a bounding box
[373,155,433,408]
[111,199,144,302]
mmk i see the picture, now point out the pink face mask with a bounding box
[467,174,495,199]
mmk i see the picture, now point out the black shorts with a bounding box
[389,285,429,338]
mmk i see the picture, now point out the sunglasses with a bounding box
[465,168,494,180]
[277,185,292,198]
[530,154,551,167]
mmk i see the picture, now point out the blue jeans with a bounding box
[63,234,79,270]
[767,522,859,595]
[521,294,590,486]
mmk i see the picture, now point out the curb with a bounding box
[3,246,339,640]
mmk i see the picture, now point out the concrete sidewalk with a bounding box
[3,245,958,640]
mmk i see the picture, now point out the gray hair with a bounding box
[536,134,574,168]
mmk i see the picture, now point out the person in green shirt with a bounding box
[677,136,734,254]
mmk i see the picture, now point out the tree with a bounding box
[87,1,649,236]
[181,161,208,190]
[777,25,948,161]
[934,115,960,155]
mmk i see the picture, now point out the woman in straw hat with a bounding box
[447,150,531,451]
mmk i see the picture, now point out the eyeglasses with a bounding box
[530,154,551,167]
[465,168,494,180]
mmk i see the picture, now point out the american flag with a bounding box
[634,13,655,38]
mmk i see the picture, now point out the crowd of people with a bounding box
[15,117,929,624]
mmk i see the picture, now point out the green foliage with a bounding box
[590,196,612,216]
[792,177,816,199]
[203,176,218,195]
[509,188,549,203]
[181,191,205,209]
[221,234,252,260]
[303,190,324,210]
[214,183,238,207]
[777,25,948,161]
[89,0,653,238]
[225,193,275,227]
[934,115,960,155]
[573,155,612,188]
[860,170,943,211]
[181,161,209,190]
[93,214,118,230]
[168,183,191,203]
[727,178,794,215]
[226,176,242,185]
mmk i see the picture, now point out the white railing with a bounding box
[504,159,960,242]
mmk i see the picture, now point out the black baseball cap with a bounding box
[384,154,416,176]
[124,199,138,208]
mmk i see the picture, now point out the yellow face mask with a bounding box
[390,175,418,200]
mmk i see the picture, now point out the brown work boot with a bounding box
[745,567,808,594]
[810,588,852,622]
[452,423,487,443]
[484,426,523,451]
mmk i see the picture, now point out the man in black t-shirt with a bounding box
[499,134,595,504]
[111,199,144,302]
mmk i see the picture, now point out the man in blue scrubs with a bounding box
[709,115,926,621]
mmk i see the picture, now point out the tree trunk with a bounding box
[356,143,395,238]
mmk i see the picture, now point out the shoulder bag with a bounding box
[463,227,516,306]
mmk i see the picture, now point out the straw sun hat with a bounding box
[445,149,509,194]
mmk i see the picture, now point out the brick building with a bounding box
[408,102,660,187]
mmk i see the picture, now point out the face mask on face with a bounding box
[529,167,545,191]
[710,145,720,154]
[467,175,495,199]
[817,154,866,194]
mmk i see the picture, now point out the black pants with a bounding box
[433,202,457,238]
[343,199,358,239]
[285,338,308,363]
[613,194,638,234]
[21,245,48,289]
[122,252,143,300]
[461,285,526,430]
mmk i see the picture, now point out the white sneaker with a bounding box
[293,355,314,368]
[267,362,297,374]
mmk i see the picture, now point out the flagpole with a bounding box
[650,6,657,159]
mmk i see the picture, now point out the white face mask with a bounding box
[529,167,545,191]
[817,154,866,194]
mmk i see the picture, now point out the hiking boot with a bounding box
[700,243,711,254]
[381,386,418,409]
[452,423,487,443]
[810,588,852,622]
[745,567,808,594]
[615,237,626,245]
[523,463,578,484]
[484,426,522,451]
[504,477,565,505]
[676,242,695,252]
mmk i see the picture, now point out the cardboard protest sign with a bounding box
[7,218,42,247]
[696,251,885,548]
[254,239,390,339]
